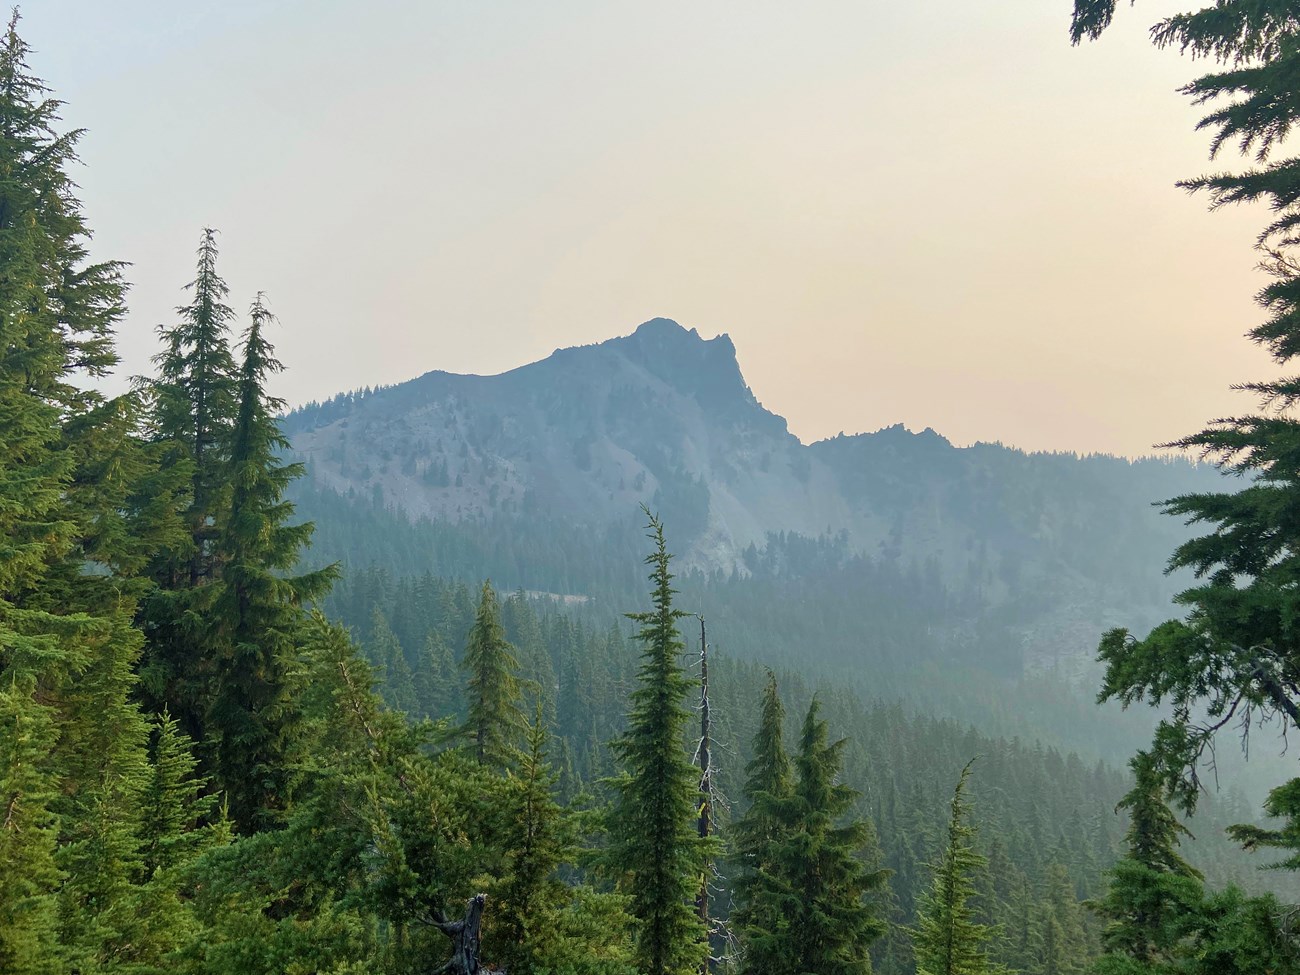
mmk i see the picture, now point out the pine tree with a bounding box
[206,295,335,831]
[607,513,707,975]
[911,761,1003,975]
[461,580,526,768]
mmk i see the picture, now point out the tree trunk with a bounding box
[434,894,487,975]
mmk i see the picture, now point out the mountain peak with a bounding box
[599,319,771,428]
[631,316,694,338]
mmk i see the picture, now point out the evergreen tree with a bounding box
[1072,0,1300,811]
[761,698,888,975]
[607,513,707,975]
[149,227,238,589]
[1039,862,1090,975]
[368,606,417,715]
[0,13,157,973]
[731,673,795,975]
[415,628,457,721]
[207,295,334,831]
[911,761,1002,975]
[1092,751,1203,973]
[461,580,526,768]
[489,704,574,972]
[137,230,240,750]
[139,709,222,878]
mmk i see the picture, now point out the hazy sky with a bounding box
[26,1,1278,456]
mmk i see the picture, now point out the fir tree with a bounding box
[368,606,417,716]
[1072,0,1300,812]
[415,628,457,721]
[139,708,220,878]
[911,761,1003,975]
[1092,751,1203,973]
[763,698,888,975]
[607,513,707,975]
[206,295,335,830]
[461,580,526,768]
[137,230,241,749]
[0,13,150,972]
[731,673,795,975]
[486,702,634,974]
[149,227,238,589]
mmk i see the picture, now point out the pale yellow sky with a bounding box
[29,0,1278,456]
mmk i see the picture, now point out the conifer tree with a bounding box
[368,606,418,715]
[415,629,457,720]
[1071,0,1300,812]
[461,580,526,767]
[137,230,241,748]
[207,295,334,830]
[1039,863,1090,975]
[911,761,1003,975]
[489,704,574,972]
[139,708,221,878]
[1092,751,1203,972]
[757,698,888,975]
[608,513,707,975]
[0,13,155,972]
[149,227,239,588]
[731,673,795,975]
[486,702,635,974]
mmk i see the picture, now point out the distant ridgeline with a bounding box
[284,319,1225,754]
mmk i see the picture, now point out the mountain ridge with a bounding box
[284,317,1223,678]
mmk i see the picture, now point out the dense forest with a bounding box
[5,2,1300,974]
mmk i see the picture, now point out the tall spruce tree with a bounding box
[461,580,526,767]
[207,295,334,830]
[137,229,241,748]
[150,227,238,589]
[608,513,707,975]
[911,761,1003,975]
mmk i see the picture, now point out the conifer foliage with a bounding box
[461,580,526,767]
[731,673,795,975]
[608,512,708,975]
[1073,0,1300,810]
[0,14,216,972]
[732,692,887,975]
[911,762,1002,975]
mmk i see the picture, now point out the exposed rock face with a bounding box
[288,318,846,573]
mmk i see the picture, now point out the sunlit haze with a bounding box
[28,0,1274,456]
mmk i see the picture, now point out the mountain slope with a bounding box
[284,317,1222,681]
